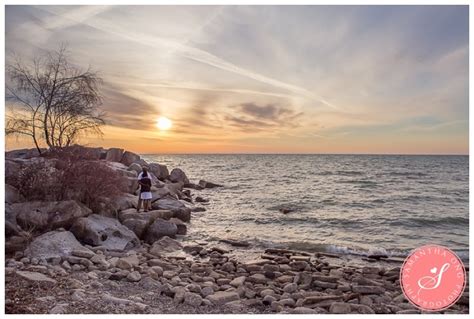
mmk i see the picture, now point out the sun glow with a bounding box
[156,116,172,130]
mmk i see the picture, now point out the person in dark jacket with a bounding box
[137,167,152,212]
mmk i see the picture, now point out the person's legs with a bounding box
[145,200,151,211]
[137,197,142,212]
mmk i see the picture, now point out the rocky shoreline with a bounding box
[4,147,470,314]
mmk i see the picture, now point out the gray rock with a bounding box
[120,151,140,167]
[25,230,93,260]
[149,236,182,255]
[127,271,142,282]
[229,276,246,287]
[291,307,318,314]
[122,218,149,239]
[329,302,351,314]
[145,219,178,244]
[16,270,57,285]
[169,218,187,235]
[283,282,298,293]
[201,286,214,297]
[351,303,375,314]
[13,200,91,231]
[184,292,203,307]
[70,214,140,251]
[105,148,124,162]
[169,168,189,184]
[352,285,385,294]
[149,163,169,180]
[206,291,240,305]
[116,255,140,270]
[128,163,142,175]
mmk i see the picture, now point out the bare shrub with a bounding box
[6,161,61,201]
[6,152,127,213]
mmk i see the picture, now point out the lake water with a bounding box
[141,154,469,261]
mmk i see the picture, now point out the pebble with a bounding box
[126,271,142,282]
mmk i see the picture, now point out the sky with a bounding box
[5,5,469,154]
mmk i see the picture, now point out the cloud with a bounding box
[101,85,159,130]
[36,6,337,109]
[225,102,303,132]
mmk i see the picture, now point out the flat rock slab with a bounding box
[16,271,57,285]
[25,230,93,260]
[206,291,240,305]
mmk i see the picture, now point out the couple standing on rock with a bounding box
[136,167,152,212]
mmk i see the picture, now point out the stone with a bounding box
[70,214,140,251]
[329,302,351,314]
[71,249,95,259]
[169,218,187,235]
[198,180,223,189]
[173,208,192,223]
[127,271,142,282]
[128,163,142,174]
[283,282,298,293]
[313,280,338,289]
[279,298,296,307]
[201,286,214,297]
[221,261,235,272]
[352,285,385,294]
[184,292,203,307]
[169,168,189,184]
[229,276,246,287]
[149,163,169,180]
[120,151,141,166]
[13,200,91,231]
[351,303,375,314]
[195,196,209,203]
[291,307,318,314]
[116,255,140,270]
[145,219,178,243]
[262,295,277,305]
[248,273,267,284]
[149,236,182,256]
[105,148,124,162]
[115,193,138,211]
[207,291,240,305]
[16,270,57,285]
[25,230,93,260]
[122,218,149,239]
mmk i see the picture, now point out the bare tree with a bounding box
[6,45,105,153]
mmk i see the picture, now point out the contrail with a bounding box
[40,6,338,110]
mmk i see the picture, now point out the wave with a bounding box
[336,170,364,176]
[389,216,469,227]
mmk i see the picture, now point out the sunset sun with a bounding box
[156,116,172,130]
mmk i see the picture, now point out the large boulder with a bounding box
[122,218,148,238]
[5,184,24,204]
[145,218,178,244]
[169,168,189,184]
[150,183,183,202]
[6,148,43,159]
[128,163,142,175]
[120,151,141,167]
[70,214,140,251]
[119,209,173,224]
[105,148,124,162]
[115,193,139,211]
[149,236,182,256]
[149,163,169,180]
[152,198,187,211]
[13,200,92,231]
[24,230,93,260]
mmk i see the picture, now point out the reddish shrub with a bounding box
[6,155,127,213]
[43,145,103,162]
[6,161,61,201]
[61,160,128,213]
